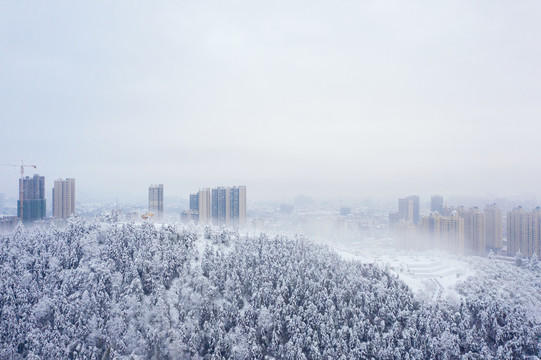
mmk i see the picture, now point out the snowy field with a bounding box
[323,237,541,322]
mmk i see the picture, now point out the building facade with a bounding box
[189,193,199,213]
[397,195,419,225]
[507,207,541,258]
[485,204,503,253]
[17,174,46,221]
[148,184,164,219]
[229,185,247,227]
[190,186,246,226]
[431,195,444,215]
[52,178,75,219]
[198,188,211,224]
[212,187,231,225]
[419,211,464,255]
[458,207,485,256]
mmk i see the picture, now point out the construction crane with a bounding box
[141,212,154,220]
[0,161,37,221]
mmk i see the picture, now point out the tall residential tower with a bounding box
[457,207,485,256]
[507,207,541,258]
[148,184,164,219]
[484,204,503,254]
[52,178,75,219]
[397,195,420,225]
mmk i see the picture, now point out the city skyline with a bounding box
[2,169,541,206]
[2,1,541,202]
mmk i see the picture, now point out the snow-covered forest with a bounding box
[1,218,540,359]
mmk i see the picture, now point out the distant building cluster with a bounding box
[3,174,77,226]
[391,195,504,256]
[185,186,246,227]
[2,171,246,230]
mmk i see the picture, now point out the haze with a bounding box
[1,1,540,203]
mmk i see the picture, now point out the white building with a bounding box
[52,178,75,219]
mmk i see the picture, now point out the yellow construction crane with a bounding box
[141,212,154,220]
[0,161,37,220]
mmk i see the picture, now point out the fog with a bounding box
[1,1,541,203]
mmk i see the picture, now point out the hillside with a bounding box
[1,219,540,359]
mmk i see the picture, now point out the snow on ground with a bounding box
[315,236,541,322]
[329,239,473,304]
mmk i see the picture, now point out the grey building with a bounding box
[190,193,199,212]
[398,195,419,225]
[189,188,210,224]
[17,174,46,221]
[431,195,444,215]
[484,203,503,254]
[212,187,230,226]
[148,184,164,219]
[229,186,246,227]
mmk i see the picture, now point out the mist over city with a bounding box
[1,1,541,359]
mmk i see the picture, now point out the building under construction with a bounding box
[17,174,46,222]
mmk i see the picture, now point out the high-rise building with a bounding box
[189,193,199,213]
[431,195,444,215]
[533,209,541,258]
[398,197,413,223]
[420,211,464,255]
[17,174,46,221]
[507,207,541,258]
[398,195,419,225]
[210,185,247,226]
[148,184,164,219]
[212,187,231,225]
[198,188,211,224]
[485,204,503,253]
[190,186,246,226]
[410,195,420,225]
[507,207,526,257]
[440,212,465,255]
[52,178,75,219]
[229,185,247,227]
[458,207,485,256]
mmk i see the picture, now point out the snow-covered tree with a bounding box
[0,219,540,358]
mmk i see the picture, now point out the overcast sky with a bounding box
[1,1,540,204]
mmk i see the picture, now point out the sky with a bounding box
[1,1,541,204]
